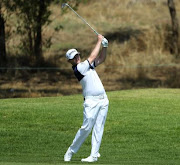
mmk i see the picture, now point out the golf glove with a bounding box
[102,38,108,47]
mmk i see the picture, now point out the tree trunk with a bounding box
[34,24,42,63]
[34,0,45,64]
[167,0,179,58]
[0,10,6,69]
[28,27,33,57]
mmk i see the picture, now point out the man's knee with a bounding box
[81,118,94,133]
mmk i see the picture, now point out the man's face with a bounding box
[68,54,81,65]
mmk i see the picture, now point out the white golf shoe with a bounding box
[64,148,73,162]
[81,156,98,162]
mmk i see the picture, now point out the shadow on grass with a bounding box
[0,88,82,98]
[105,27,143,43]
[117,77,163,89]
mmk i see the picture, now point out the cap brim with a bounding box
[68,52,80,60]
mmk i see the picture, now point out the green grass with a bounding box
[0,89,180,165]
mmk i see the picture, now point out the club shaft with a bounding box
[66,4,99,35]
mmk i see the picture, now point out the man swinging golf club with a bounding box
[64,34,109,162]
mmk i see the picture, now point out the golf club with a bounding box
[61,3,99,35]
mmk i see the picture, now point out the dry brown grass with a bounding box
[47,0,179,64]
[1,0,180,98]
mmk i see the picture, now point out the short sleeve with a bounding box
[91,61,96,68]
[77,60,90,75]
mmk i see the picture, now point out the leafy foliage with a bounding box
[1,0,89,64]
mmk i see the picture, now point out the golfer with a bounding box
[64,34,109,163]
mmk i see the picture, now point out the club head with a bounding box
[61,3,68,9]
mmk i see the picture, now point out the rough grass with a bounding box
[0,89,180,164]
[1,0,180,98]
[6,0,180,66]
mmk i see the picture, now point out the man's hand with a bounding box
[102,38,108,47]
[97,34,104,43]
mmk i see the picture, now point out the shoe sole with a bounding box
[81,159,97,162]
[81,160,97,162]
[64,160,71,162]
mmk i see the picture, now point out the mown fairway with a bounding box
[0,89,180,165]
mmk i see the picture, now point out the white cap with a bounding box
[66,48,80,60]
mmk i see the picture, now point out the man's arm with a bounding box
[88,34,104,64]
[94,47,107,67]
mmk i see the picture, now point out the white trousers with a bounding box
[69,94,109,157]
